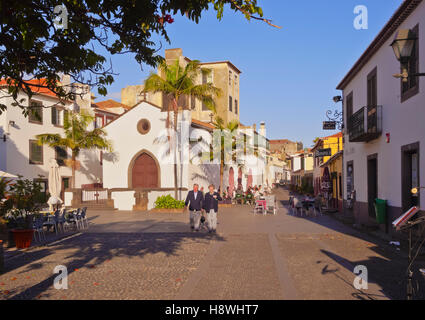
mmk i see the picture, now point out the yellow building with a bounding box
[121,48,241,126]
[320,151,343,212]
[311,132,343,197]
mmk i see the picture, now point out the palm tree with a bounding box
[36,110,112,188]
[211,115,240,192]
[143,59,221,199]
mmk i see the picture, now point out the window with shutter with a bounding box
[345,91,353,129]
[51,107,64,126]
[51,107,57,125]
[229,96,233,112]
[29,140,43,164]
[55,146,68,166]
[367,67,377,106]
[28,100,43,124]
[235,99,238,114]
[401,24,419,102]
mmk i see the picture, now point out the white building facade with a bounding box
[72,100,269,211]
[0,80,102,199]
[337,0,425,232]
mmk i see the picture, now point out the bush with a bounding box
[154,195,185,209]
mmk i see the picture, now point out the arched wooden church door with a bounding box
[132,153,159,188]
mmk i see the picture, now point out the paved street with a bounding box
[0,188,420,300]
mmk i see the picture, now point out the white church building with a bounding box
[65,100,269,211]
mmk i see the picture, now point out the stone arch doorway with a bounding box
[129,150,160,189]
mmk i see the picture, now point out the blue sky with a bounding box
[103,0,403,147]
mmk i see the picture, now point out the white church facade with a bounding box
[64,100,269,211]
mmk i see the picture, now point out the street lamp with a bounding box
[391,29,416,63]
[391,29,425,81]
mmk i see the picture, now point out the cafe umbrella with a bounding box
[47,159,63,211]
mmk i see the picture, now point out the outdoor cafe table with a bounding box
[302,199,315,209]
[256,199,267,209]
[39,210,54,216]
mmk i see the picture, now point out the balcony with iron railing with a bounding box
[348,105,382,142]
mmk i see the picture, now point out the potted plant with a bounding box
[6,209,34,249]
[3,176,43,249]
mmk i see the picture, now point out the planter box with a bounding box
[219,204,233,208]
[12,229,34,249]
[149,208,185,214]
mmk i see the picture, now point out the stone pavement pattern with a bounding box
[0,188,420,300]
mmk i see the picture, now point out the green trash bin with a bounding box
[375,198,387,224]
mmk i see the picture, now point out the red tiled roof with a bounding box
[322,132,343,139]
[93,99,131,110]
[191,119,215,130]
[0,78,59,98]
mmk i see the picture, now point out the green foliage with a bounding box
[36,109,113,187]
[144,59,222,113]
[6,175,45,212]
[0,0,269,114]
[144,58,222,199]
[154,195,185,209]
[0,177,13,219]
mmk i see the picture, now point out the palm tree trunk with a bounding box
[220,155,224,193]
[173,110,178,200]
[71,151,76,189]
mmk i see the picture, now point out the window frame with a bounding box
[55,146,68,166]
[28,100,43,124]
[29,140,43,165]
[51,106,64,127]
[367,67,378,106]
[345,91,353,129]
[401,24,420,103]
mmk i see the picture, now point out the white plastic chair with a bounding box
[265,196,277,215]
[254,200,265,214]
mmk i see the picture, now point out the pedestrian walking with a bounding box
[203,184,222,233]
[185,184,204,232]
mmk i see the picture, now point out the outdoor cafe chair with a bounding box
[43,210,60,235]
[293,198,303,216]
[265,196,277,215]
[79,207,88,229]
[32,216,46,242]
[66,208,80,230]
[57,209,68,233]
[254,199,266,215]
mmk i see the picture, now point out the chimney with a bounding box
[165,48,183,62]
[60,74,71,95]
[260,121,266,137]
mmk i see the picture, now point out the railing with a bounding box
[348,105,382,142]
[82,189,108,203]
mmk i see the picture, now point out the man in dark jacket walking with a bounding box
[203,184,222,233]
[185,184,204,231]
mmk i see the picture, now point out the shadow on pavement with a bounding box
[4,220,226,300]
[320,249,425,300]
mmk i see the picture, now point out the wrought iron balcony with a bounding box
[348,105,382,142]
